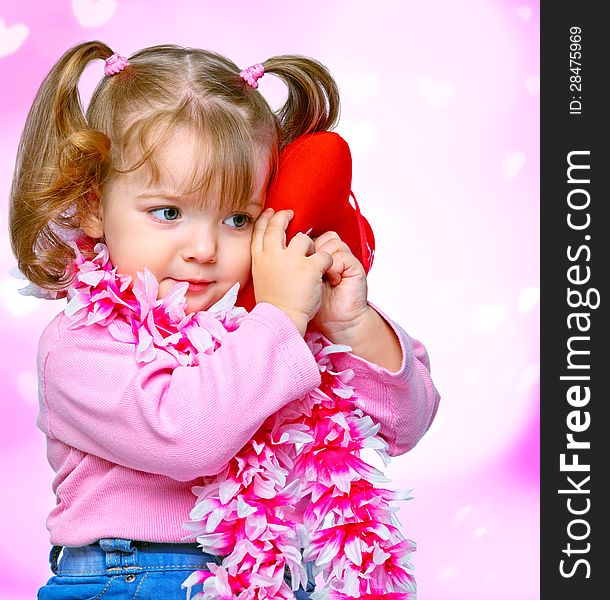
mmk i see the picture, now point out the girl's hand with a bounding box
[251,209,333,336]
[310,231,371,343]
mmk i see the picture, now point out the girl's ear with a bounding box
[80,191,104,239]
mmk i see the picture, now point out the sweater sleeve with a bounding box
[38,303,322,481]
[326,303,440,457]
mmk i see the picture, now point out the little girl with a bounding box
[9,41,440,600]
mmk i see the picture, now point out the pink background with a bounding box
[0,1,539,599]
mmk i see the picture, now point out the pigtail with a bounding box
[9,40,115,290]
[262,55,341,150]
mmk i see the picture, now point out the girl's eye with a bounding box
[224,213,252,229]
[149,207,181,222]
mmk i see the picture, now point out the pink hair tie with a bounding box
[104,53,128,76]
[239,63,264,89]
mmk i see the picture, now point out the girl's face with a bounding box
[82,127,268,314]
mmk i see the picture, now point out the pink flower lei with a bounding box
[64,240,416,600]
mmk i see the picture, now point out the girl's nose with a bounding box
[182,223,217,263]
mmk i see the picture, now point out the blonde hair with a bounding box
[9,41,340,291]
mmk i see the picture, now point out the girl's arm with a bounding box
[38,302,322,481]
[309,232,440,456]
[323,302,441,457]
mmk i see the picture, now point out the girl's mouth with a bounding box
[169,278,212,293]
[185,281,212,292]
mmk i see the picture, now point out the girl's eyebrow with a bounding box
[136,192,263,210]
[136,192,182,201]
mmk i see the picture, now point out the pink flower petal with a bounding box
[344,534,363,566]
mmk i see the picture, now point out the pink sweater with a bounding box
[37,302,440,547]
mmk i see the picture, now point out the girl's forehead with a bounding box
[121,127,270,208]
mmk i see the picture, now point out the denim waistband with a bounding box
[51,538,220,575]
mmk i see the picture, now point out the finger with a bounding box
[325,246,366,285]
[287,232,315,256]
[252,208,274,254]
[324,250,354,286]
[312,230,341,248]
[308,250,334,276]
[314,237,352,258]
[262,209,294,251]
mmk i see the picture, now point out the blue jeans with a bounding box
[37,538,315,599]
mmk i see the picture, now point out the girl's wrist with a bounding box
[321,307,403,371]
[263,302,309,337]
[317,305,373,347]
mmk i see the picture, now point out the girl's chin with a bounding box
[186,304,207,314]
[184,290,221,314]
[184,299,212,314]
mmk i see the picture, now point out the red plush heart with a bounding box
[237,131,375,311]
